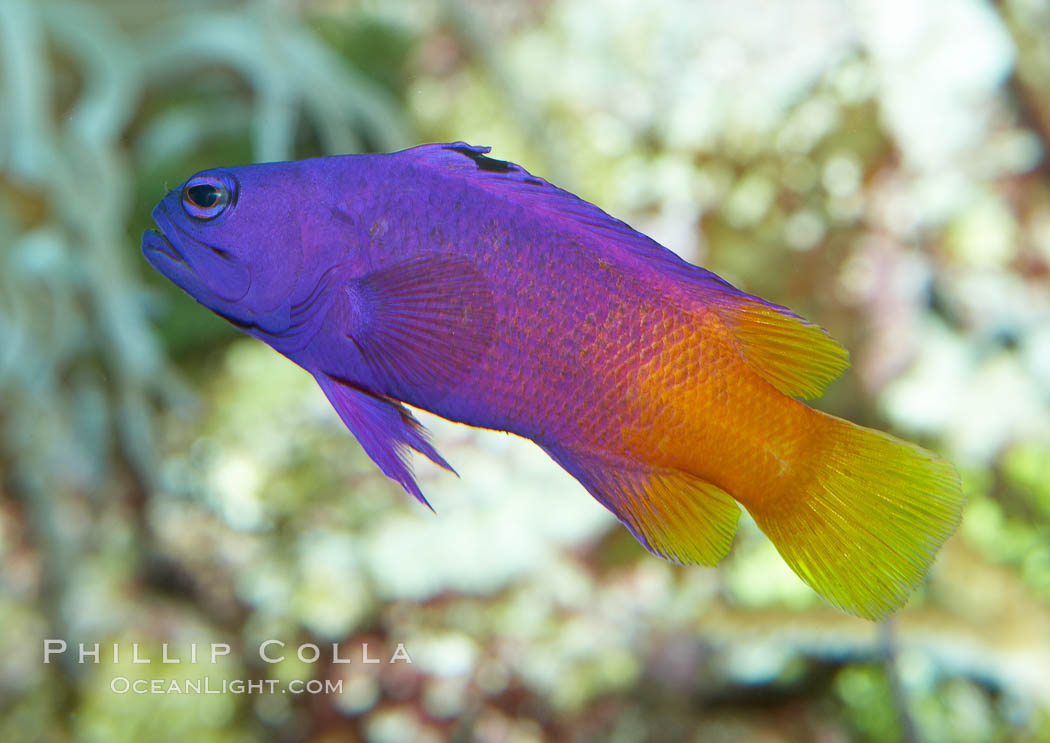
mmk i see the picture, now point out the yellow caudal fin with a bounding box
[542,445,741,565]
[747,413,964,620]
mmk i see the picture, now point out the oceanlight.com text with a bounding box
[110,677,344,695]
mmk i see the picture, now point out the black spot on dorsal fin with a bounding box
[446,143,515,173]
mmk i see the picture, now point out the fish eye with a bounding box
[181,174,234,220]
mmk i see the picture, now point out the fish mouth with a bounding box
[142,206,191,272]
[142,204,252,304]
[142,228,187,267]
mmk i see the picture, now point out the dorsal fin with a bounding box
[409,143,735,288]
[707,294,850,399]
[412,143,849,399]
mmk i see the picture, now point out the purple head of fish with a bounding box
[142,162,337,337]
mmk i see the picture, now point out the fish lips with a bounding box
[142,207,252,304]
[142,224,198,294]
[142,227,184,270]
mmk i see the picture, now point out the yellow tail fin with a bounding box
[746,414,964,620]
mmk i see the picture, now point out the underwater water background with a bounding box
[1,0,1049,741]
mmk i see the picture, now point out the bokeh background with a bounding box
[2,0,1049,741]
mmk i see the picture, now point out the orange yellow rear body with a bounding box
[580,295,963,620]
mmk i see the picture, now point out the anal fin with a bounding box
[543,446,740,566]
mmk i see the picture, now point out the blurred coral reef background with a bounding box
[2,0,1049,741]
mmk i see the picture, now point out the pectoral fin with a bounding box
[315,372,455,509]
[543,445,740,565]
[338,255,495,395]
